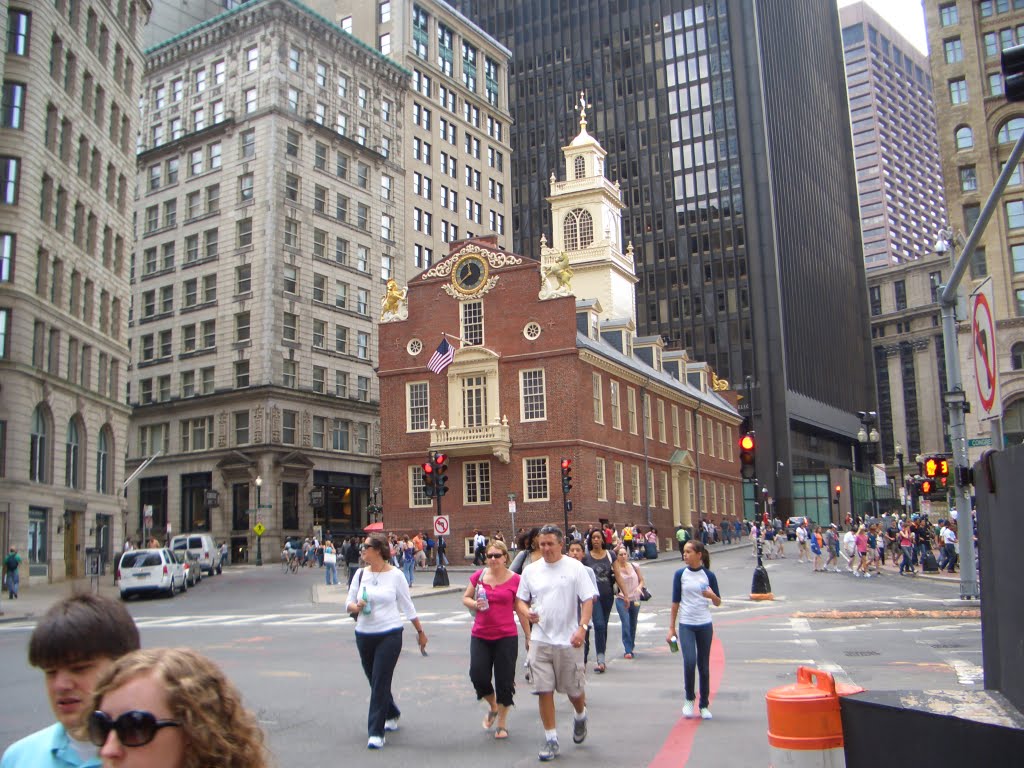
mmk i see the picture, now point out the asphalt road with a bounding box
[0,547,979,767]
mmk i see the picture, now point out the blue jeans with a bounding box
[900,546,914,574]
[592,593,613,663]
[615,598,640,655]
[5,569,18,597]
[325,563,338,585]
[355,628,403,738]
[944,543,958,572]
[402,558,414,585]
[679,622,714,709]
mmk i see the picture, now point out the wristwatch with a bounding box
[579,623,590,631]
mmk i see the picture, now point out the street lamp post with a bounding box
[255,475,263,566]
[857,411,880,522]
[895,442,906,512]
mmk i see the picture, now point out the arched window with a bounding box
[65,417,82,489]
[955,125,973,150]
[998,117,1024,144]
[96,426,111,493]
[563,208,594,251]
[1003,398,1024,445]
[574,156,586,179]
[30,406,49,483]
[1013,341,1024,371]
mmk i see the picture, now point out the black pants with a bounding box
[469,635,518,707]
[355,628,403,738]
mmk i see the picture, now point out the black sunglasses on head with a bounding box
[88,710,181,748]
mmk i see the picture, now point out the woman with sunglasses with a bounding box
[612,546,646,659]
[346,533,428,749]
[461,539,524,740]
[88,647,267,768]
[583,529,615,673]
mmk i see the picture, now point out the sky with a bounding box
[837,0,928,54]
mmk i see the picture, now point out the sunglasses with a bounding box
[88,710,181,748]
[485,553,504,559]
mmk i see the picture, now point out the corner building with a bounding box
[128,0,407,562]
[0,0,151,585]
[377,119,740,557]
[458,0,876,519]
[925,0,1024,455]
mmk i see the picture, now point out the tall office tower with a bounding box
[457,0,875,519]
[925,0,1024,454]
[0,0,152,584]
[840,2,947,272]
[129,0,407,562]
[320,0,513,269]
[840,3,949,472]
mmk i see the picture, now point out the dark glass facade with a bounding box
[458,0,875,515]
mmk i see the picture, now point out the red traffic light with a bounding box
[561,458,572,471]
[433,452,447,467]
[739,434,755,451]
[834,484,841,494]
[422,462,434,476]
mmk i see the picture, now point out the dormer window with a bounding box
[574,156,585,179]
[564,208,594,250]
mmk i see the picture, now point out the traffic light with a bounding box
[561,458,573,494]
[918,478,934,496]
[738,434,756,480]
[833,484,841,505]
[421,460,436,498]
[1003,43,1024,101]
[433,452,449,497]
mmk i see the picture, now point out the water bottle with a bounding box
[361,585,371,615]
[476,582,489,612]
[668,635,679,653]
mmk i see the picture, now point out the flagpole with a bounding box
[442,331,469,344]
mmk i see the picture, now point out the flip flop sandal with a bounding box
[483,710,499,730]
[494,727,509,740]
[595,663,607,673]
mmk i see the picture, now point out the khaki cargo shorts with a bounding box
[527,641,586,698]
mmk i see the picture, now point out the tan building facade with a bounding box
[0,0,152,584]
[128,0,407,562]
[321,0,513,270]
[925,0,1024,456]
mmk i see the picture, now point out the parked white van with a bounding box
[170,533,221,575]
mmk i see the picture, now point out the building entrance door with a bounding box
[64,511,80,578]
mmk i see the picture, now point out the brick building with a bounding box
[377,114,741,557]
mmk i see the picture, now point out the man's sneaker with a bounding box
[682,700,695,718]
[384,717,400,732]
[367,736,385,749]
[573,714,588,744]
[538,738,560,761]
[700,708,713,720]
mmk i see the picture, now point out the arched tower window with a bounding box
[955,125,973,150]
[563,208,594,251]
[574,156,586,179]
[30,405,50,483]
[998,117,1024,144]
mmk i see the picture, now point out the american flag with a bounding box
[427,337,455,374]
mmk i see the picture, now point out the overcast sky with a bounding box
[837,0,928,54]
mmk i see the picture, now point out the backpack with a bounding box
[4,553,17,572]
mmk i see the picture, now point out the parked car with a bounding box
[175,550,203,588]
[170,533,221,576]
[117,548,185,599]
[785,517,810,541]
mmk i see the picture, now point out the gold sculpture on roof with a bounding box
[711,370,730,391]
[380,278,408,323]
[543,251,574,291]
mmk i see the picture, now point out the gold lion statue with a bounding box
[380,278,407,320]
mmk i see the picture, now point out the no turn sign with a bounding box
[971,279,1001,421]
[433,515,450,537]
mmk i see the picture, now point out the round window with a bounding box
[407,338,423,356]
[523,322,542,340]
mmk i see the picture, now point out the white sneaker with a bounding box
[367,736,385,749]
[700,707,713,720]
[682,700,695,718]
[384,718,400,732]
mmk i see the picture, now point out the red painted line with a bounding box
[647,633,726,768]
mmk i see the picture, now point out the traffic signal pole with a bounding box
[935,124,1024,600]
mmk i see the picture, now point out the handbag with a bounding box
[639,586,652,602]
[348,569,364,620]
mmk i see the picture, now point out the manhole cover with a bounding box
[844,650,881,657]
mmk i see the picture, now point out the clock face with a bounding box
[453,254,488,294]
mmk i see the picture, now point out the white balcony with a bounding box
[429,417,511,464]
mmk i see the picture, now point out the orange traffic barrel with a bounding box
[766,667,863,767]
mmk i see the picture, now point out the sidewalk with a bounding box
[0,576,120,624]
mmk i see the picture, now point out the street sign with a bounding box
[970,279,1001,421]
[253,522,266,537]
[968,437,993,447]
[433,515,450,537]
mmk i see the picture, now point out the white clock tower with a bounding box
[540,92,637,325]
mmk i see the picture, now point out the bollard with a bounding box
[766,667,862,767]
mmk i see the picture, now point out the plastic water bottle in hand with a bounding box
[476,582,489,612]
[361,585,371,615]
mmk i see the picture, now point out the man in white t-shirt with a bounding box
[796,522,809,562]
[516,525,597,762]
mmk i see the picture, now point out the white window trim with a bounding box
[406,380,430,432]
[523,456,550,502]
